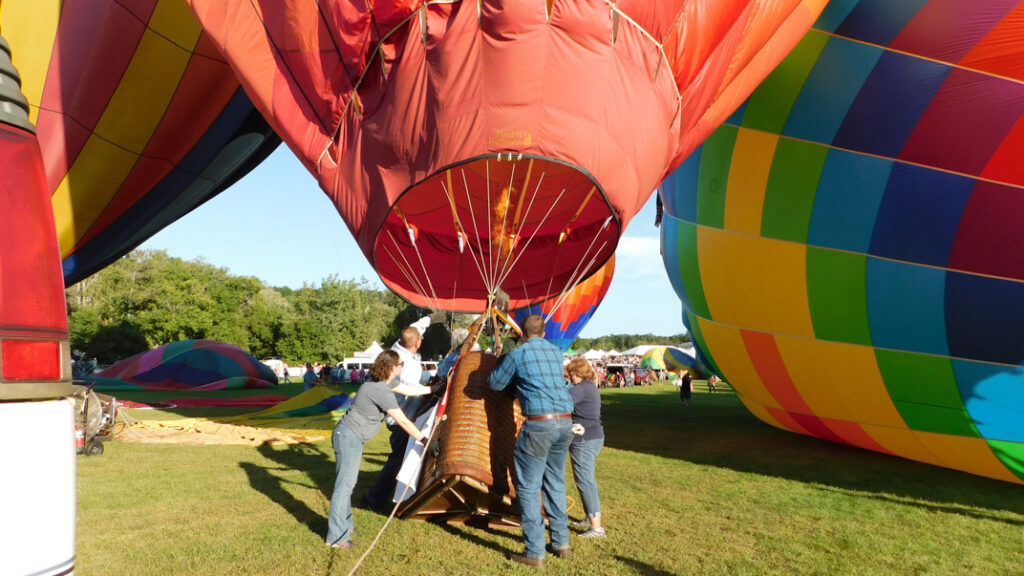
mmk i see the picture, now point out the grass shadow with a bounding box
[601,386,1024,520]
[238,441,335,537]
[613,555,679,576]
[436,522,520,556]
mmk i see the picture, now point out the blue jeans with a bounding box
[513,418,573,558]
[326,424,364,545]
[364,424,408,508]
[569,437,603,518]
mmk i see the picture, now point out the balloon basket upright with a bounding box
[398,303,525,526]
[397,351,524,527]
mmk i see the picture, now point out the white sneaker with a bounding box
[579,526,606,539]
[571,520,591,531]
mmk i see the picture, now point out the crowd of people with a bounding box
[586,355,675,388]
[322,314,608,570]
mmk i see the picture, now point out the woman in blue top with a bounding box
[325,350,431,549]
[565,357,607,538]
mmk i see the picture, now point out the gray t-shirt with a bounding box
[340,379,400,442]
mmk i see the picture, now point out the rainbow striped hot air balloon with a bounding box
[639,346,699,375]
[510,255,615,351]
[660,0,1024,483]
[0,1,280,284]
[89,339,278,391]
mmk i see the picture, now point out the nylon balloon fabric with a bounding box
[660,0,1024,483]
[189,0,828,311]
[510,254,614,350]
[87,340,278,391]
[0,0,280,285]
[639,346,698,374]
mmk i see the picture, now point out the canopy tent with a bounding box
[606,349,621,356]
[621,344,696,357]
[620,345,661,357]
[339,341,385,367]
[582,350,605,360]
[356,341,384,358]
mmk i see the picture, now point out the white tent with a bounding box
[621,344,696,357]
[338,341,385,369]
[582,349,605,360]
[606,349,620,356]
[355,341,384,358]
[620,345,660,356]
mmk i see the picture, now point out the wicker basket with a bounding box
[398,351,524,525]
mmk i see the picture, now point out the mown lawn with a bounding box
[77,384,1024,575]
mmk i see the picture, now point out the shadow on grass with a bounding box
[436,522,520,556]
[240,440,408,539]
[238,442,335,537]
[614,555,678,576]
[601,387,1024,520]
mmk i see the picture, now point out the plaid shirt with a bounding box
[489,337,573,417]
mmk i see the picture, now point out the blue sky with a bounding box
[139,148,685,338]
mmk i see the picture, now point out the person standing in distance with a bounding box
[303,363,319,390]
[489,315,574,570]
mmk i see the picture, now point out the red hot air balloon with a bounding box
[189,0,828,311]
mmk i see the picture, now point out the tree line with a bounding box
[572,333,691,353]
[66,250,688,366]
[66,250,426,365]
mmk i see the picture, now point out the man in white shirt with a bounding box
[362,316,431,512]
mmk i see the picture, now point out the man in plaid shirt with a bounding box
[489,315,574,569]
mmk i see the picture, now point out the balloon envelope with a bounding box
[89,340,278,391]
[0,0,280,285]
[660,0,1024,483]
[189,0,827,311]
[639,346,697,374]
[511,255,615,351]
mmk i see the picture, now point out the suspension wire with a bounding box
[491,160,518,287]
[409,236,441,311]
[383,231,441,311]
[545,240,608,320]
[382,210,437,309]
[396,213,442,309]
[484,160,495,289]
[556,216,613,299]
[493,184,567,291]
[510,158,534,236]
[381,241,436,312]
[462,168,494,294]
[492,169,549,290]
[442,178,491,300]
[380,239,423,298]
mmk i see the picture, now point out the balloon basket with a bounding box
[398,351,523,526]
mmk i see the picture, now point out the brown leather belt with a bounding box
[526,413,571,421]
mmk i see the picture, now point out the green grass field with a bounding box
[77,384,1024,575]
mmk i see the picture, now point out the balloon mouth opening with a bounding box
[373,154,619,312]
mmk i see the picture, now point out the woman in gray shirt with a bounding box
[326,350,431,548]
